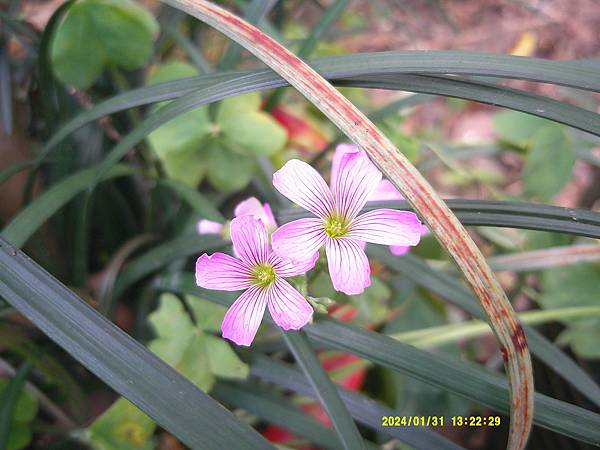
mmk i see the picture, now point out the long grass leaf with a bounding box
[282,330,365,450]
[0,361,32,449]
[372,249,600,409]
[1,165,135,247]
[0,239,275,450]
[279,199,600,239]
[38,53,600,165]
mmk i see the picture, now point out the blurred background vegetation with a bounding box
[0,0,599,449]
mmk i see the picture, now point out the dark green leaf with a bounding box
[112,234,227,300]
[39,52,600,166]
[213,381,380,450]
[305,316,600,445]
[0,239,275,450]
[279,199,600,239]
[249,356,466,450]
[0,362,32,450]
[157,179,224,220]
[282,330,365,450]
[0,164,135,248]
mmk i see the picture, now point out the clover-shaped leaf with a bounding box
[217,93,288,157]
[205,140,255,192]
[148,294,248,391]
[146,61,212,186]
[51,0,159,89]
[147,70,285,190]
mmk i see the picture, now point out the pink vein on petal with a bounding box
[349,209,424,246]
[195,253,252,291]
[230,215,270,266]
[271,218,327,263]
[221,285,268,346]
[273,159,334,219]
[331,151,381,220]
[325,237,371,295]
[267,278,313,330]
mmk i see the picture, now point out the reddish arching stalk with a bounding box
[160,1,535,448]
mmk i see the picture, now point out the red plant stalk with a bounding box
[160,1,534,448]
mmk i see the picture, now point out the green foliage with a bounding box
[538,263,600,358]
[217,94,288,157]
[147,62,287,191]
[7,0,600,447]
[85,294,248,449]
[382,294,472,418]
[204,140,255,192]
[522,126,574,199]
[50,0,159,88]
[147,62,212,187]
[148,294,249,390]
[493,111,574,199]
[350,277,391,326]
[0,379,38,450]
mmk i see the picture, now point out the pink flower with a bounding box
[197,197,277,238]
[334,144,428,257]
[196,215,316,346]
[233,197,278,231]
[272,148,425,295]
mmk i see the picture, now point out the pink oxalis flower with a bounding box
[333,144,429,256]
[272,146,426,295]
[234,197,278,231]
[196,215,316,346]
[197,196,277,237]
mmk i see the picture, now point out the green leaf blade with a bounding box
[0,239,275,450]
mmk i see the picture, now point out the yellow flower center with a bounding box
[251,263,277,288]
[324,215,349,239]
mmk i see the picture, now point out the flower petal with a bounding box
[267,279,313,330]
[331,143,361,188]
[197,219,224,235]
[234,197,278,230]
[269,251,318,278]
[348,209,425,246]
[221,286,267,346]
[332,149,381,220]
[369,180,404,201]
[230,215,270,266]
[325,238,371,295]
[195,253,252,291]
[271,218,326,263]
[390,245,410,256]
[273,159,334,219]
